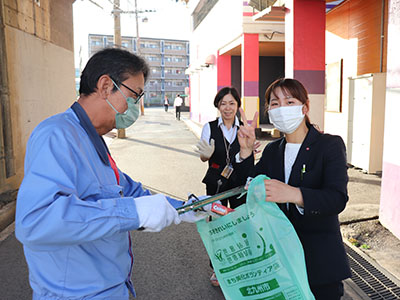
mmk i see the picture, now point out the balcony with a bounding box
[148,72,162,80]
[140,47,161,55]
[164,60,187,68]
[164,48,187,55]
[164,86,186,92]
[164,73,186,79]
[145,59,162,67]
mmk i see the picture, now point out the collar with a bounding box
[71,102,110,165]
[300,123,322,147]
[217,116,240,128]
[279,123,322,151]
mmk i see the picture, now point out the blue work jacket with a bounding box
[15,103,181,299]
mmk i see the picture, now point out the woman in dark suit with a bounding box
[236,78,351,300]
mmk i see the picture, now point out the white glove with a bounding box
[194,139,215,160]
[133,194,181,232]
[179,195,220,223]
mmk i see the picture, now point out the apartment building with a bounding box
[87,34,189,106]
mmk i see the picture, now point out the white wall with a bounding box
[324,31,358,141]
[188,0,243,125]
[325,30,386,173]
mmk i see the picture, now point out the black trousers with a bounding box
[310,281,344,300]
[175,106,181,120]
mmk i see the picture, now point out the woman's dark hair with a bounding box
[214,87,241,108]
[264,78,310,123]
[79,48,149,96]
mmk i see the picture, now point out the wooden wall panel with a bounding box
[327,0,388,75]
[50,0,74,51]
[4,0,75,52]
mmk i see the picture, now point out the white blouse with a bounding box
[285,142,304,214]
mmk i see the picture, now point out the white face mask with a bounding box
[268,105,305,134]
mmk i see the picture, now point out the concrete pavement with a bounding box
[1,107,399,299]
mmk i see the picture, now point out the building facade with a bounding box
[186,0,400,239]
[186,0,285,126]
[87,34,190,106]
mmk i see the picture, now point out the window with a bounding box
[326,59,343,112]
[173,80,184,87]
[75,68,81,78]
[90,39,102,46]
[165,43,184,50]
[164,56,173,62]
[141,42,159,49]
[174,56,184,62]
[164,68,184,75]
[106,38,114,46]
[172,44,183,50]
[122,41,131,48]
[145,55,159,62]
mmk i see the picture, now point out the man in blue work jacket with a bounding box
[15,48,196,299]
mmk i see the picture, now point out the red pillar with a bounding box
[285,0,326,128]
[241,33,259,125]
[217,50,231,91]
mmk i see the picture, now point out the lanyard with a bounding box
[221,127,232,165]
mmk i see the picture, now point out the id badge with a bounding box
[221,164,233,179]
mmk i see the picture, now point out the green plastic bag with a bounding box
[197,175,315,300]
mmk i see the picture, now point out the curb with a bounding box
[182,117,202,139]
[0,200,16,232]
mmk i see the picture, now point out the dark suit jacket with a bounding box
[236,125,351,286]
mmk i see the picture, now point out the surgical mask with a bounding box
[106,80,140,129]
[268,105,305,134]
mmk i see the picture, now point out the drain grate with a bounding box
[345,243,400,299]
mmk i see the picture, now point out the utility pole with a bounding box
[113,0,126,138]
[134,0,145,116]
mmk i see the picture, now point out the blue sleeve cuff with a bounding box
[116,197,141,231]
[166,196,185,209]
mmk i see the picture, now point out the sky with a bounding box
[73,0,192,69]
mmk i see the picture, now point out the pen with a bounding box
[301,164,306,180]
